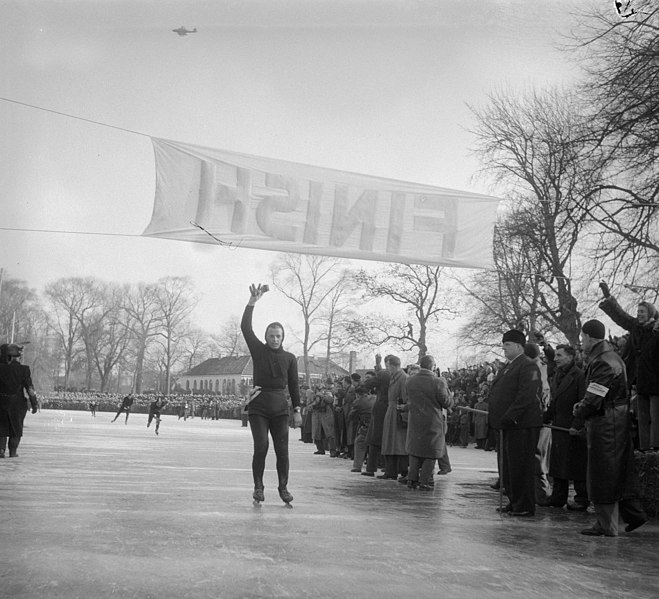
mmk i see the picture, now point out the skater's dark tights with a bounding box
[249,413,290,488]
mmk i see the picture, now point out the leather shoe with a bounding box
[496,504,513,513]
[361,471,375,477]
[566,502,588,512]
[376,474,397,480]
[350,468,361,473]
[581,526,611,537]
[625,518,647,533]
[313,450,326,455]
[490,481,500,490]
[397,476,408,484]
[509,511,534,517]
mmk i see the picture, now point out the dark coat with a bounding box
[381,369,409,456]
[488,354,543,430]
[343,384,357,445]
[0,361,36,438]
[364,369,390,446]
[472,399,489,439]
[599,296,659,395]
[405,369,455,459]
[547,363,587,480]
[351,393,376,437]
[573,340,639,503]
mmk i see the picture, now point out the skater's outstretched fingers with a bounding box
[248,284,266,305]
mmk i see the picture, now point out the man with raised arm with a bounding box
[241,284,302,505]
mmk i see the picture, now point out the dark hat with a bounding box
[350,373,361,382]
[524,343,540,359]
[582,319,605,340]
[6,344,22,357]
[502,329,526,346]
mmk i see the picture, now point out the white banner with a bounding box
[143,138,501,268]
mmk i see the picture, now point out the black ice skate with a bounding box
[253,486,265,506]
[278,487,294,508]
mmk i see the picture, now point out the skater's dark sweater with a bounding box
[241,305,300,408]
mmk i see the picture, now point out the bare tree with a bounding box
[210,316,248,357]
[87,284,133,392]
[122,282,164,393]
[570,2,659,274]
[180,326,213,372]
[152,276,199,394]
[318,278,356,375]
[271,254,352,385]
[347,264,457,361]
[468,87,603,343]
[0,272,39,345]
[44,278,90,390]
[0,271,55,389]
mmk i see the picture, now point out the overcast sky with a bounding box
[0,0,592,365]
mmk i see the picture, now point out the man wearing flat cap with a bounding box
[488,329,543,516]
[573,319,647,536]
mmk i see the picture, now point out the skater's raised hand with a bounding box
[248,283,267,305]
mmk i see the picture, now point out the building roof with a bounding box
[298,356,349,378]
[181,354,349,379]
[182,355,253,377]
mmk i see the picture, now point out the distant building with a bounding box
[298,356,349,384]
[178,355,253,396]
[178,354,350,394]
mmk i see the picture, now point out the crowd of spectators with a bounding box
[40,391,246,418]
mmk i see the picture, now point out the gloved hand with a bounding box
[31,406,38,414]
[599,280,611,298]
[568,427,580,436]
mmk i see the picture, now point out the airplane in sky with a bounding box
[172,26,197,37]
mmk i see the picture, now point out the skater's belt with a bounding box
[259,387,286,392]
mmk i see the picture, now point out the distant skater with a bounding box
[89,400,97,417]
[111,393,134,424]
[241,284,302,505]
[147,395,167,435]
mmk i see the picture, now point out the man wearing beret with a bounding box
[488,330,543,516]
[573,319,647,536]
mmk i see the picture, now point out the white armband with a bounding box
[586,382,609,397]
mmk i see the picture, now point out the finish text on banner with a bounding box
[143,138,501,268]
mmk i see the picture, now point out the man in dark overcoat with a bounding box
[362,355,391,477]
[403,355,455,489]
[541,344,588,510]
[0,344,38,458]
[380,355,408,480]
[574,319,647,536]
[488,329,543,516]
